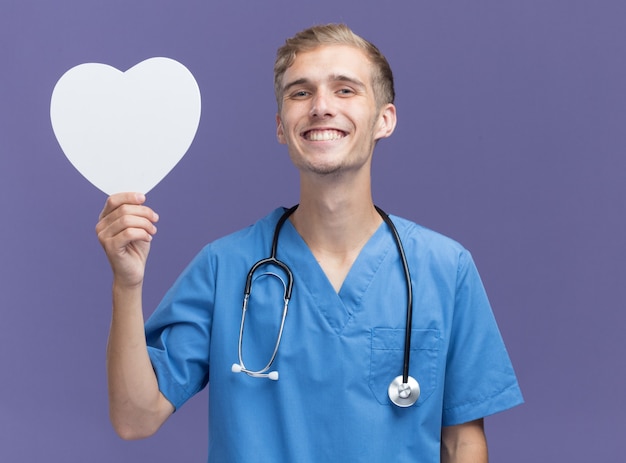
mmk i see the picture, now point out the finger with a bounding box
[111,225,155,247]
[99,192,146,220]
[98,214,158,245]
[98,224,155,258]
[96,203,159,236]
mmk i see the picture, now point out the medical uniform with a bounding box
[145,208,523,462]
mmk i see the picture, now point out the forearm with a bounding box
[106,281,173,439]
[441,419,488,463]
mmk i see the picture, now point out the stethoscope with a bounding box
[231,205,420,407]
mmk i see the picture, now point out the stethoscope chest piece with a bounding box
[388,375,420,407]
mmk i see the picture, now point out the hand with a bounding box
[96,192,159,288]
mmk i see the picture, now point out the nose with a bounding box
[309,89,335,118]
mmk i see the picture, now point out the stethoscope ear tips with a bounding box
[232,363,280,380]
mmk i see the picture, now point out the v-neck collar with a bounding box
[278,218,394,335]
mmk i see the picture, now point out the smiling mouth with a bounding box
[302,129,347,141]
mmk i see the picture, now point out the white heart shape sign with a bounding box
[51,57,201,195]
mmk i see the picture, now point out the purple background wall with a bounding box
[1,1,624,461]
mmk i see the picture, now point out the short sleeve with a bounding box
[442,250,523,426]
[145,245,215,410]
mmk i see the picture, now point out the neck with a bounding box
[292,169,381,253]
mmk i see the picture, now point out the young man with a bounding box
[96,24,522,462]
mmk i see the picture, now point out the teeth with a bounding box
[305,130,344,141]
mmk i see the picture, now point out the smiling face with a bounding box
[276,45,396,178]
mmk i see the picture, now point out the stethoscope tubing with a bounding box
[235,205,298,379]
[375,206,414,385]
[243,205,298,300]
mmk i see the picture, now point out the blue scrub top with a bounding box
[145,208,523,462]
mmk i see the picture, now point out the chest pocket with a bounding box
[369,328,441,406]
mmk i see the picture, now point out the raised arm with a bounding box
[96,192,174,439]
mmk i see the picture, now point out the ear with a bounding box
[374,103,397,141]
[276,113,287,144]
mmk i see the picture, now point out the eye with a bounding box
[337,88,355,96]
[290,90,310,99]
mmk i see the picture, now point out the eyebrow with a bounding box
[282,74,367,95]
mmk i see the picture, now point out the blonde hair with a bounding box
[274,24,395,109]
